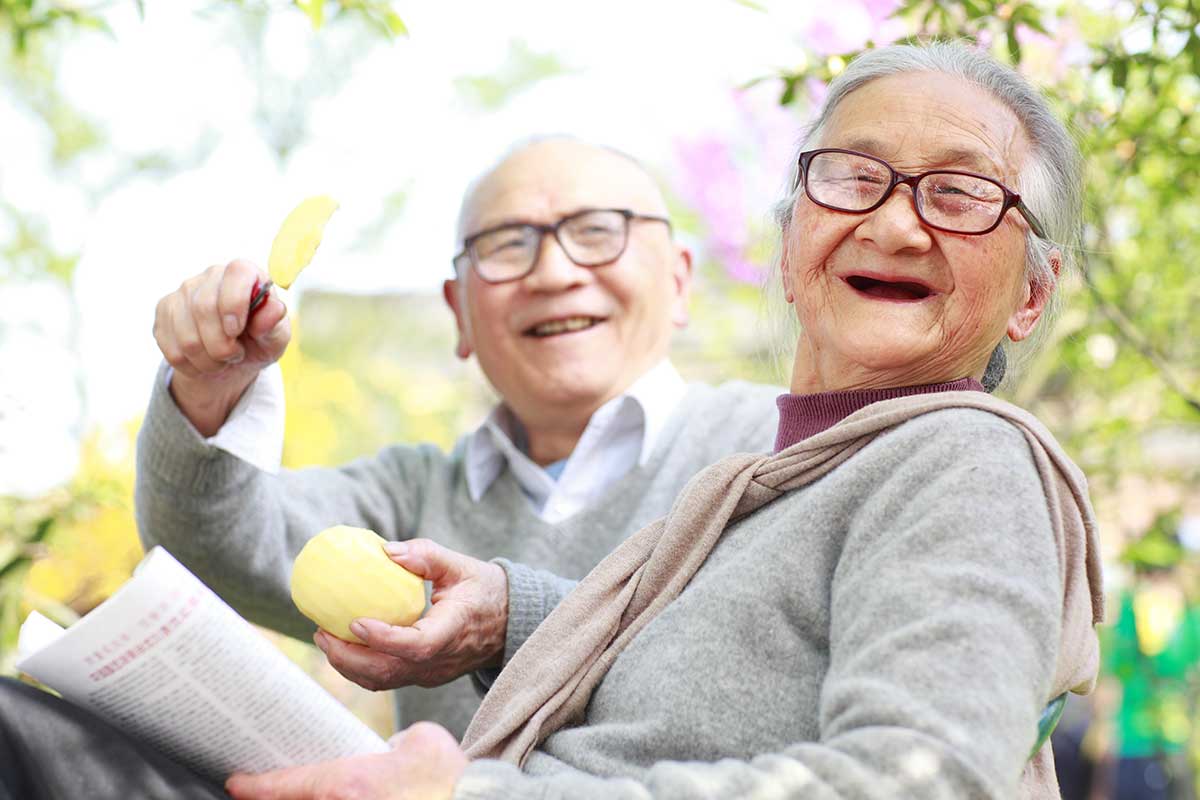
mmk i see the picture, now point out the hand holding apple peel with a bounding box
[290,525,425,644]
[267,195,339,289]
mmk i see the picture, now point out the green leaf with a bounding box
[779,76,798,106]
[31,517,55,544]
[958,0,986,19]
[1112,57,1128,90]
[382,8,407,36]
[1011,2,1048,35]
[1005,22,1021,65]
[296,0,325,30]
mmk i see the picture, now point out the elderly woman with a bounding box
[230,41,1104,800]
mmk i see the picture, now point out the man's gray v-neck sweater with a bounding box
[134,366,779,737]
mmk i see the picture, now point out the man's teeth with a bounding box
[530,317,599,337]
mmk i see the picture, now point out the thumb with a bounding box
[248,304,291,361]
[385,538,473,585]
[386,723,420,749]
[226,765,316,800]
[244,291,287,338]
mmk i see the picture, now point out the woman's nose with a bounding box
[854,187,934,253]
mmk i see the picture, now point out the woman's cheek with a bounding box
[789,216,848,284]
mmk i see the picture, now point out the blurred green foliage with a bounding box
[454,40,574,110]
[0,0,406,54]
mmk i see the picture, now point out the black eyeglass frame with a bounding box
[796,148,1048,239]
[452,208,673,284]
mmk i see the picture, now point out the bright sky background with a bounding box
[0,0,887,494]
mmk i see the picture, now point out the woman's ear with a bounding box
[780,229,796,304]
[1007,248,1061,342]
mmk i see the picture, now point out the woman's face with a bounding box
[783,71,1056,393]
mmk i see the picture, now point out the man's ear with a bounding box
[670,246,694,328]
[1007,248,1061,342]
[442,279,473,359]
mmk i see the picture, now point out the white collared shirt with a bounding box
[163,364,286,474]
[464,359,686,522]
[168,359,686,524]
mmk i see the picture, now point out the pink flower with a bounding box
[803,0,902,55]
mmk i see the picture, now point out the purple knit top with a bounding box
[774,378,985,453]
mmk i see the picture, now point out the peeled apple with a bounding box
[267,195,339,289]
[290,525,425,643]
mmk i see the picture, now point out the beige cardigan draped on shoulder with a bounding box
[462,392,1104,798]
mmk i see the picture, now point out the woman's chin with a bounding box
[797,342,966,392]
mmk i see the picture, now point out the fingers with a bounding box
[384,538,471,585]
[191,267,246,367]
[225,763,316,800]
[315,629,420,692]
[388,721,457,752]
[247,296,291,361]
[322,610,454,663]
[153,260,292,378]
[355,601,460,656]
[315,629,386,671]
[216,258,261,339]
[155,262,253,376]
[314,608,465,690]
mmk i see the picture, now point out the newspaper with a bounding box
[15,546,388,781]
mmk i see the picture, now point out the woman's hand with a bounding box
[315,539,509,691]
[225,722,466,800]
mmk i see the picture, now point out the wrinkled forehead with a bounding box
[817,72,1030,181]
[458,141,669,240]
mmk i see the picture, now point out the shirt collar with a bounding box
[463,359,686,502]
[623,359,686,467]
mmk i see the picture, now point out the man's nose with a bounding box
[522,234,591,291]
[855,187,933,253]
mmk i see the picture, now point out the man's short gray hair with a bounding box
[771,42,1084,389]
[455,134,659,245]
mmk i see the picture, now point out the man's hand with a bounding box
[314,539,509,691]
[153,259,291,436]
[225,721,466,800]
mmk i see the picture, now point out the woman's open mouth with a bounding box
[844,275,933,302]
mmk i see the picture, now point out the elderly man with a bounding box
[134,136,780,740]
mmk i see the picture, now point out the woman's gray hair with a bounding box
[770,42,1084,390]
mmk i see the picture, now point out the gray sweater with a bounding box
[134,366,779,738]
[455,408,1062,799]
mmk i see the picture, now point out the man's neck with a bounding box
[524,424,588,466]
[507,360,679,467]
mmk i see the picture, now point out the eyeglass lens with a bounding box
[470,210,628,282]
[805,151,1008,234]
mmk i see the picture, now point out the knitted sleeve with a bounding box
[453,410,1062,799]
[469,560,581,694]
[134,363,438,640]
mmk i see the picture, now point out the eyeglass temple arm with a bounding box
[1016,200,1049,240]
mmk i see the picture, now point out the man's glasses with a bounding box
[796,148,1048,239]
[453,208,672,284]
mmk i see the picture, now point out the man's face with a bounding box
[444,140,692,429]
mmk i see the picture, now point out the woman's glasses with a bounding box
[797,148,1047,239]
